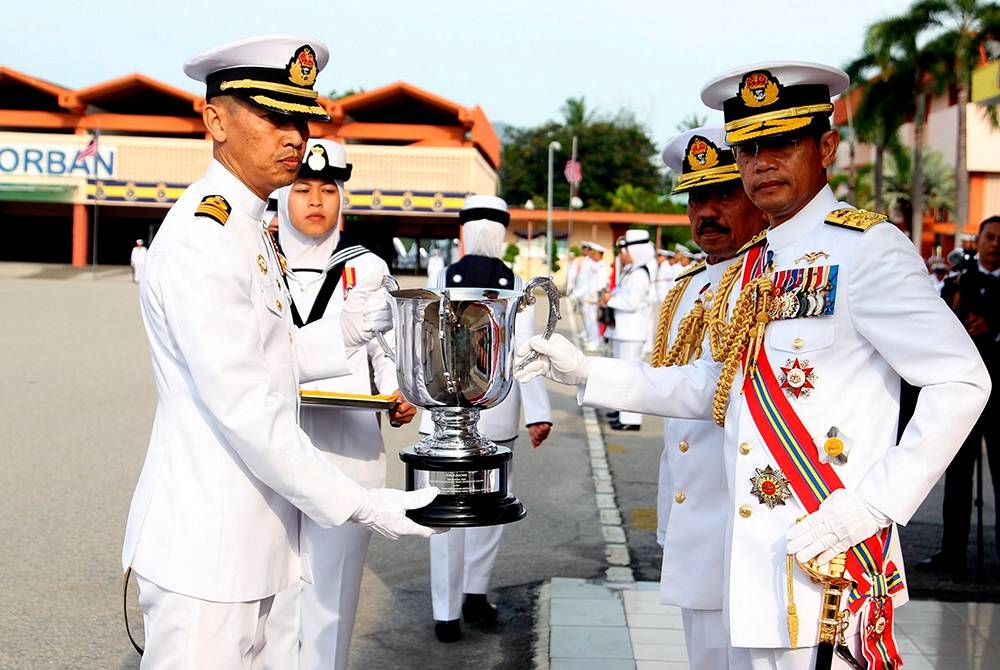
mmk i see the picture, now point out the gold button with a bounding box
[678,440,689,453]
[288,332,294,344]
[275,300,283,311]
[674,491,686,504]
[739,442,751,455]
[792,337,804,350]
[739,504,752,518]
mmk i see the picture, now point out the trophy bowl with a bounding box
[377,275,560,527]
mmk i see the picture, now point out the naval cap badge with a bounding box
[740,71,781,108]
[287,45,317,87]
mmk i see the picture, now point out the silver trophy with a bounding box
[377,275,560,527]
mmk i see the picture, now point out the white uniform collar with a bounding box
[764,184,839,251]
[977,261,1000,277]
[204,159,268,224]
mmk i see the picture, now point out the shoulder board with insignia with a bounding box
[824,207,887,232]
[735,229,768,256]
[195,195,231,226]
[675,260,707,280]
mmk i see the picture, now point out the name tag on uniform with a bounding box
[767,265,838,320]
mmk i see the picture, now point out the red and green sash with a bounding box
[739,243,903,670]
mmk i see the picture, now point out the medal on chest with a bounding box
[342,265,357,299]
[779,358,816,399]
[749,465,793,508]
[767,264,839,320]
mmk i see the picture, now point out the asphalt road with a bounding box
[2,261,996,670]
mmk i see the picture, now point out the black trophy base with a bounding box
[400,447,526,528]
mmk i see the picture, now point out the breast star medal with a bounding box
[779,358,816,399]
[750,465,792,508]
[819,426,852,465]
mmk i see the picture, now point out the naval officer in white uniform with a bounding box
[421,195,553,642]
[516,62,990,670]
[122,36,437,669]
[263,139,417,670]
[650,126,768,669]
[605,229,655,430]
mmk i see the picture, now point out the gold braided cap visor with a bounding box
[724,104,833,145]
[249,94,329,120]
[672,164,742,194]
[221,78,320,99]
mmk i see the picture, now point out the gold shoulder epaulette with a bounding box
[735,229,768,256]
[824,207,887,232]
[675,260,707,280]
[195,195,231,226]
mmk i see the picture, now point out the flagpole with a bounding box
[546,140,561,275]
[90,129,101,273]
[564,135,578,292]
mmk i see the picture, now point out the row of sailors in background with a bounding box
[566,236,705,356]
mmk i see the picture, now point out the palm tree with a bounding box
[843,54,912,211]
[877,147,955,224]
[921,0,1000,247]
[861,1,945,246]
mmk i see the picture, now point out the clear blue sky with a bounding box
[3,0,916,148]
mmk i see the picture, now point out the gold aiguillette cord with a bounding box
[786,553,799,648]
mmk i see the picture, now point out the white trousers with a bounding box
[611,339,644,425]
[728,632,863,670]
[136,572,273,670]
[681,608,730,670]
[582,302,600,346]
[429,444,513,622]
[429,524,504,621]
[263,521,371,670]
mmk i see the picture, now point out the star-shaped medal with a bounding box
[779,358,816,399]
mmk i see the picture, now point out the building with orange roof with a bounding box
[833,77,1000,258]
[0,67,684,275]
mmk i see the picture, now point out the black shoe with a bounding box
[914,552,965,576]
[434,619,461,642]
[609,420,640,431]
[462,593,498,626]
[605,411,620,419]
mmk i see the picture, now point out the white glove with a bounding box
[351,486,441,539]
[786,488,889,565]
[514,333,590,386]
[362,288,393,335]
[340,290,392,348]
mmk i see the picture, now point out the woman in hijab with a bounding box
[264,139,415,670]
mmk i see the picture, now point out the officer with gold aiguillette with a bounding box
[516,61,990,670]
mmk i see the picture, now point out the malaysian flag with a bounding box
[564,158,582,186]
[78,134,99,160]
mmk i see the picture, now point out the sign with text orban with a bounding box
[0,141,116,179]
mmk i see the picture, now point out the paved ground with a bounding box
[2,261,998,670]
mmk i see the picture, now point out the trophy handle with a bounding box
[375,275,400,365]
[438,289,460,395]
[513,277,562,372]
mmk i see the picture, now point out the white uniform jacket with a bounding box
[292,250,397,488]
[123,161,368,603]
[581,186,990,648]
[653,260,678,303]
[606,264,651,342]
[419,269,552,441]
[573,257,609,303]
[657,259,737,611]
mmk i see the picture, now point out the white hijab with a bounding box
[462,219,506,259]
[274,181,345,270]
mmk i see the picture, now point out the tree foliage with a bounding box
[499,97,663,210]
